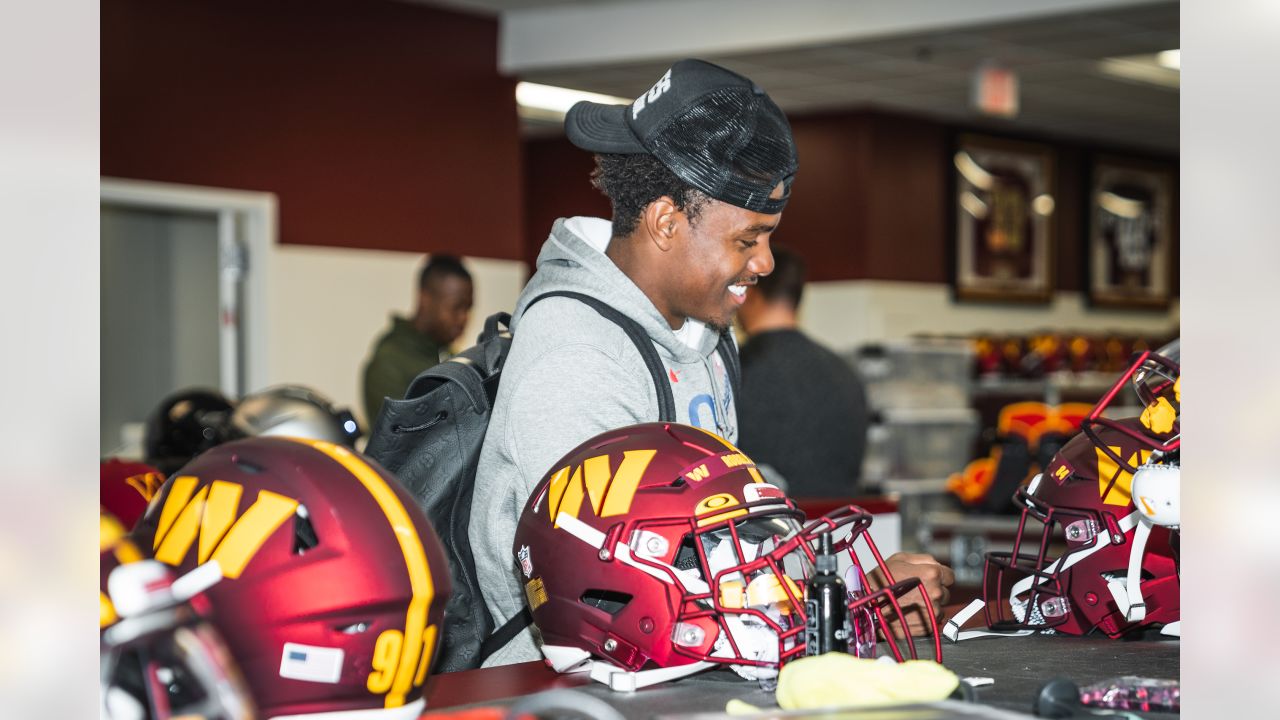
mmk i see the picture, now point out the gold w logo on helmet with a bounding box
[1095,447,1152,507]
[151,475,299,578]
[546,450,657,528]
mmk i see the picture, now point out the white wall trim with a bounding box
[100,178,276,394]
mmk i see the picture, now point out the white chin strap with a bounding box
[540,645,714,692]
[1110,520,1152,622]
[715,612,782,681]
[539,614,782,691]
[944,511,1140,642]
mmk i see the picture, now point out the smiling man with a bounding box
[471,59,949,667]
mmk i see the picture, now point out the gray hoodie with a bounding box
[470,216,738,666]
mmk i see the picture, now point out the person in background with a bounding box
[361,255,473,423]
[736,244,870,498]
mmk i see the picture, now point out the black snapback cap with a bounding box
[565,58,799,215]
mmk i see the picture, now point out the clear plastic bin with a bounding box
[880,407,979,480]
[850,340,974,410]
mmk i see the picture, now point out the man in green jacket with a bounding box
[361,255,473,423]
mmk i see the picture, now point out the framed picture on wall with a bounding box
[952,133,1056,303]
[1087,156,1175,309]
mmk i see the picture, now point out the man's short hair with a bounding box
[590,153,711,237]
[419,255,471,291]
[754,244,806,308]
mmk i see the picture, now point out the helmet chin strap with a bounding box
[540,645,715,692]
[1119,463,1180,623]
[944,511,1140,642]
[715,612,783,681]
[1107,520,1148,622]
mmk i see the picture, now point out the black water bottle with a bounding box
[804,534,850,656]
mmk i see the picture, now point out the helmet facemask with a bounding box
[983,482,1142,636]
[628,503,939,684]
[101,561,255,720]
[1083,349,1181,480]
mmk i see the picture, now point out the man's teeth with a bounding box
[728,285,746,297]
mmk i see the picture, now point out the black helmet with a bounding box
[142,388,234,476]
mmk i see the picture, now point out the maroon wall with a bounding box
[102,0,523,260]
[522,109,1177,295]
[522,137,611,270]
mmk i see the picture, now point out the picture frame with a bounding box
[1086,155,1175,309]
[952,133,1056,303]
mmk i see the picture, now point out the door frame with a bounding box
[100,177,276,395]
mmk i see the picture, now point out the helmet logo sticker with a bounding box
[1046,456,1076,485]
[525,577,549,610]
[681,452,763,485]
[518,545,533,578]
[546,449,658,527]
[743,483,784,503]
[279,642,344,684]
[152,476,299,579]
[694,492,748,527]
[1095,446,1152,506]
[125,471,165,503]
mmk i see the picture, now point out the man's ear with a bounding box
[641,196,681,252]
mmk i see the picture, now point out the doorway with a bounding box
[100,179,275,457]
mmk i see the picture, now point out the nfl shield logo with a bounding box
[518,545,533,578]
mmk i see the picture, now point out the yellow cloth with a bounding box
[726,654,959,713]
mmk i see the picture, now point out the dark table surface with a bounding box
[423,633,1178,719]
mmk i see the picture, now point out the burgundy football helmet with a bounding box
[101,459,165,530]
[130,437,452,720]
[101,509,257,720]
[512,423,939,691]
[947,345,1180,641]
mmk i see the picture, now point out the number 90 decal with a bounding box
[366,625,439,695]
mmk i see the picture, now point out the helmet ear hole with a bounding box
[292,507,319,554]
[672,536,701,571]
[233,457,264,474]
[580,590,633,616]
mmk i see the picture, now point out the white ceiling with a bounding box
[419,0,1178,152]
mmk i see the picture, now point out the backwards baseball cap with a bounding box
[565,58,798,215]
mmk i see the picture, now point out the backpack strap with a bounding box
[714,329,741,402]
[476,606,534,666]
[525,291,677,423]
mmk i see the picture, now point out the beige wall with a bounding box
[264,246,527,428]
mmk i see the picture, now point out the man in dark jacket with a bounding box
[737,245,870,498]
[362,255,473,423]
